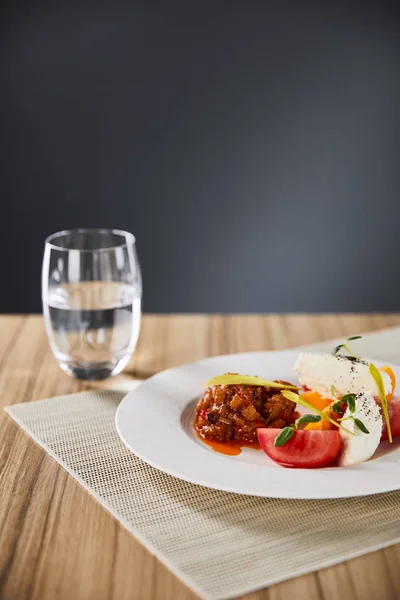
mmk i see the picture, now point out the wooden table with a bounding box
[2,314,400,600]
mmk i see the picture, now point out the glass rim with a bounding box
[44,228,136,252]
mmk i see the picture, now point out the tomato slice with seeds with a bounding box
[257,428,342,469]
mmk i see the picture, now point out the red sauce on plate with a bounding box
[195,428,261,455]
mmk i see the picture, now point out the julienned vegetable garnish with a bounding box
[370,363,392,443]
[331,385,339,399]
[282,390,354,435]
[331,335,362,358]
[204,374,298,390]
[274,414,321,447]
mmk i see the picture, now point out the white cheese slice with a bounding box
[338,391,382,467]
[294,353,391,400]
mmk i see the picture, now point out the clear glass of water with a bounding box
[42,228,142,380]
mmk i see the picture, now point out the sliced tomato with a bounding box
[257,428,342,469]
[379,398,400,441]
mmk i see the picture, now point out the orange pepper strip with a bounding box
[379,366,396,400]
[301,390,332,412]
[304,401,342,431]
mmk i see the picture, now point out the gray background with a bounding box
[1,2,400,313]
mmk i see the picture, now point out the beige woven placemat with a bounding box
[5,326,400,600]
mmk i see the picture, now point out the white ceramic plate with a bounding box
[116,351,400,499]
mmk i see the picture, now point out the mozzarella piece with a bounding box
[294,353,391,400]
[338,391,382,467]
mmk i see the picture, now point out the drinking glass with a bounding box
[42,229,142,380]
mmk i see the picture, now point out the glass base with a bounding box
[57,355,131,380]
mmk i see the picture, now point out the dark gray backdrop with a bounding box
[1,2,400,313]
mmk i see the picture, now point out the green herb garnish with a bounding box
[353,418,370,434]
[205,374,298,390]
[369,362,392,443]
[295,414,322,426]
[340,415,370,434]
[331,336,362,359]
[331,344,344,356]
[274,427,295,447]
[273,414,322,446]
[332,402,344,415]
[282,391,354,435]
[338,393,370,434]
[341,393,356,413]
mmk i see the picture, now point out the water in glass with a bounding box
[42,229,142,380]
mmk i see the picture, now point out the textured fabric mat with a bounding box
[5,326,400,600]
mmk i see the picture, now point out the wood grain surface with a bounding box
[1,314,400,600]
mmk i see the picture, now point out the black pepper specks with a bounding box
[336,355,367,366]
[353,393,381,424]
